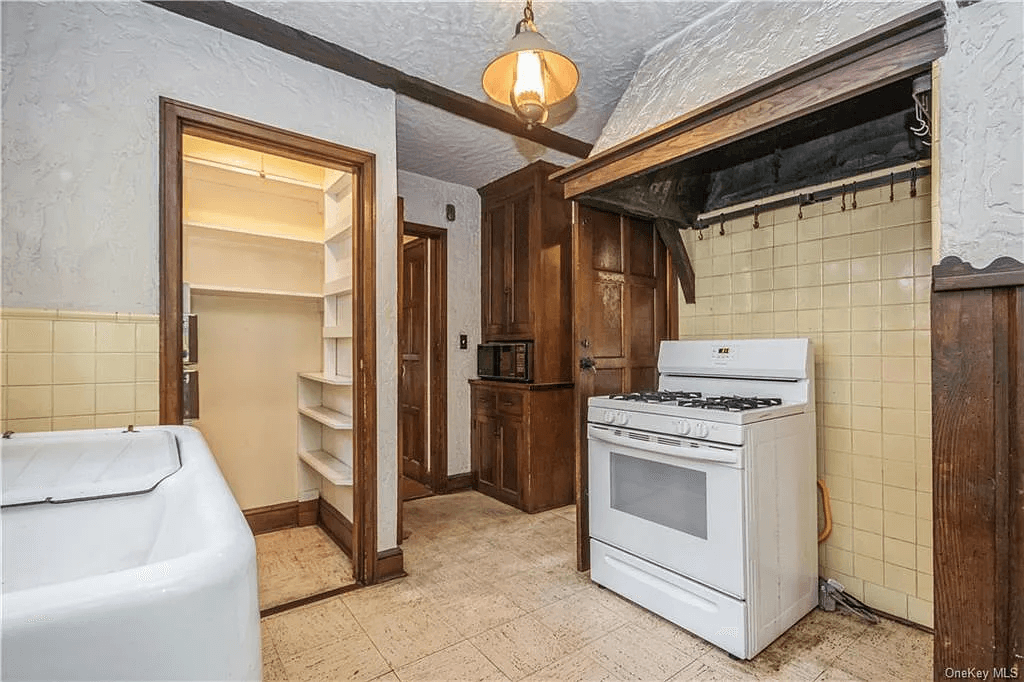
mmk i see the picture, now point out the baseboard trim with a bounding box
[375,547,405,583]
[446,473,473,492]
[318,497,353,558]
[243,499,319,535]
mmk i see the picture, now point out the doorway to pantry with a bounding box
[158,99,381,607]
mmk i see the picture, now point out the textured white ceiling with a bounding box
[238,1,728,188]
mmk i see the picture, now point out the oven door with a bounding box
[588,423,746,599]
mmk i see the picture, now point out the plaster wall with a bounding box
[937,0,1024,267]
[398,170,482,479]
[593,1,927,155]
[1,2,399,550]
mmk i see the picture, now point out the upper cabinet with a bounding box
[478,161,573,384]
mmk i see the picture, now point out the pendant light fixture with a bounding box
[482,0,579,129]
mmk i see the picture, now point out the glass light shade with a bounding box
[482,26,579,126]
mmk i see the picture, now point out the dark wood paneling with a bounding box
[318,497,353,558]
[572,205,671,571]
[446,473,474,492]
[552,4,945,198]
[145,1,591,159]
[654,219,696,305]
[933,256,1024,291]
[375,547,406,583]
[932,284,1023,678]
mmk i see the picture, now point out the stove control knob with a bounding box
[677,420,692,436]
[693,421,709,438]
[616,412,630,426]
[603,410,614,423]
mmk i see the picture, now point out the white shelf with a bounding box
[298,405,353,430]
[323,326,352,339]
[324,276,353,296]
[298,450,352,486]
[184,155,323,190]
[324,223,352,242]
[299,372,354,386]
[325,172,352,196]
[189,283,321,301]
[184,220,322,245]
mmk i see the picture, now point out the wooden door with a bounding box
[507,192,532,337]
[400,237,429,485]
[499,415,524,500]
[572,205,670,571]
[481,204,508,338]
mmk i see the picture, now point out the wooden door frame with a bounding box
[397,219,449,496]
[158,97,380,583]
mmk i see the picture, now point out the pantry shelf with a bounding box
[297,450,352,486]
[298,405,353,430]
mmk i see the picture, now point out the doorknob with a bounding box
[579,357,597,372]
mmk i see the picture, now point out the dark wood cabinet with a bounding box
[470,380,574,513]
[478,161,572,384]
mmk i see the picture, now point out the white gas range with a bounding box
[587,338,818,660]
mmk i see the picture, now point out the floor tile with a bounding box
[531,591,628,650]
[261,492,933,682]
[583,622,699,681]
[395,640,508,682]
[279,632,391,682]
[255,525,354,609]
[263,596,364,660]
[470,614,571,681]
[357,599,464,669]
[522,649,620,682]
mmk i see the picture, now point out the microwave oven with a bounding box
[477,341,533,382]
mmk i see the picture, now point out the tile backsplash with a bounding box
[1,309,160,432]
[678,168,933,627]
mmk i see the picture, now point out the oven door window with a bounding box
[610,453,707,539]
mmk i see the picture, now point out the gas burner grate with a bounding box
[609,391,703,403]
[676,395,784,412]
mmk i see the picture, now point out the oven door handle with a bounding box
[588,424,740,466]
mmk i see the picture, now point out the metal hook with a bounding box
[890,173,895,202]
[719,216,726,236]
[852,183,857,210]
[697,229,704,241]
[798,203,803,220]
[910,167,918,198]
[753,205,760,230]
[841,185,846,212]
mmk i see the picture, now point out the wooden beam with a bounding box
[654,219,695,305]
[551,3,944,198]
[145,1,593,159]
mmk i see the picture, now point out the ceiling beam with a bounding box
[146,1,594,159]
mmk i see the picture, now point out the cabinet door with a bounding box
[498,416,524,499]
[507,192,532,336]
[472,412,498,489]
[482,204,509,338]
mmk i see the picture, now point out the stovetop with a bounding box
[608,391,783,412]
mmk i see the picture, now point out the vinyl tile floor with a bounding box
[261,491,933,681]
[256,525,356,610]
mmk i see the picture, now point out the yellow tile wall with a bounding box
[1,309,161,432]
[678,170,933,627]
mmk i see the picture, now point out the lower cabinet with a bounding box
[470,380,574,513]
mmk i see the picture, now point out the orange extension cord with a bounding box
[818,479,833,543]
